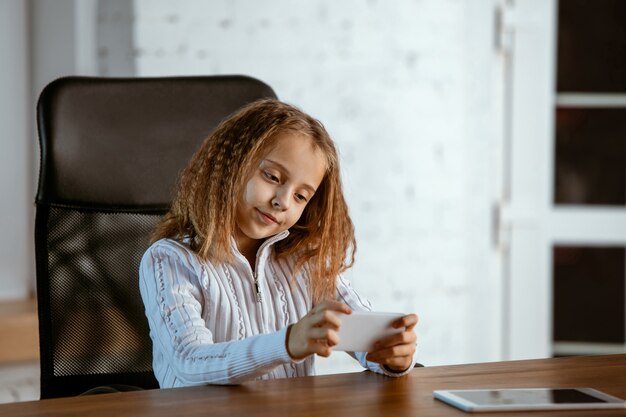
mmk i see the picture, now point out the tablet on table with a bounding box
[434,388,626,412]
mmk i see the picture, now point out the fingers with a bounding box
[365,342,416,370]
[287,302,351,360]
[367,343,415,361]
[391,313,418,330]
[311,300,352,316]
[365,313,418,371]
[289,326,339,359]
[308,327,340,346]
[308,331,339,357]
[372,313,418,350]
[308,308,342,330]
[375,328,417,350]
[305,301,351,329]
[366,352,414,371]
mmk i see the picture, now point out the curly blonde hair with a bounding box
[152,99,356,302]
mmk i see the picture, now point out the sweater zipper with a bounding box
[253,265,266,334]
[253,271,262,303]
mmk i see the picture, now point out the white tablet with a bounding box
[334,311,404,352]
[434,388,626,412]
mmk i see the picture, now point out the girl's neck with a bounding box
[234,230,264,271]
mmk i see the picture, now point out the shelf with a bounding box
[553,341,626,356]
[0,298,39,363]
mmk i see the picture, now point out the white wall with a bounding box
[0,0,119,301]
[1,0,504,369]
[127,0,503,368]
[96,0,135,76]
[0,1,33,300]
[31,0,81,100]
[0,0,105,301]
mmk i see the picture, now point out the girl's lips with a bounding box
[256,208,278,225]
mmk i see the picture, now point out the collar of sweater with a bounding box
[229,229,290,268]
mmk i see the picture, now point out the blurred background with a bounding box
[0,0,625,403]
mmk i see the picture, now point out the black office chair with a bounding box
[34,75,277,399]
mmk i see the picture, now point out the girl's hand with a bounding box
[287,301,352,360]
[365,314,418,372]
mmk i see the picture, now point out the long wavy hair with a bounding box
[152,99,356,302]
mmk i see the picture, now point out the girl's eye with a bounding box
[295,194,308,203]
[263,171,279,183]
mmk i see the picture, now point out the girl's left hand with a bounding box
[365,313,418,372]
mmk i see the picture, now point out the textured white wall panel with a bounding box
[123,0,501,369]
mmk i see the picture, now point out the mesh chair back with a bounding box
[35,76,277,398]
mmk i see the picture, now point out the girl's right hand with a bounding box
[286,301,352,360]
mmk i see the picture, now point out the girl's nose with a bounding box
[272,189,290,211]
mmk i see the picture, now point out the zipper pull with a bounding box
[254,274,262,303]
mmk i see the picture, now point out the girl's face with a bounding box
[235,132,327,256]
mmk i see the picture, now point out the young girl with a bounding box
[139,99,418,387]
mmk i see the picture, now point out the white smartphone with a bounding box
[434,388,626,412]
[334,311,404,352]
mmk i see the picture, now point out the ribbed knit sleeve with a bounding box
[139,241,296,386]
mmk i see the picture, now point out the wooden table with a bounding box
[1,354,625,416]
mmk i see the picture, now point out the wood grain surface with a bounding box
[0,354,624,416]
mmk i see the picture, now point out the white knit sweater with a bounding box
[139,230,416,388]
